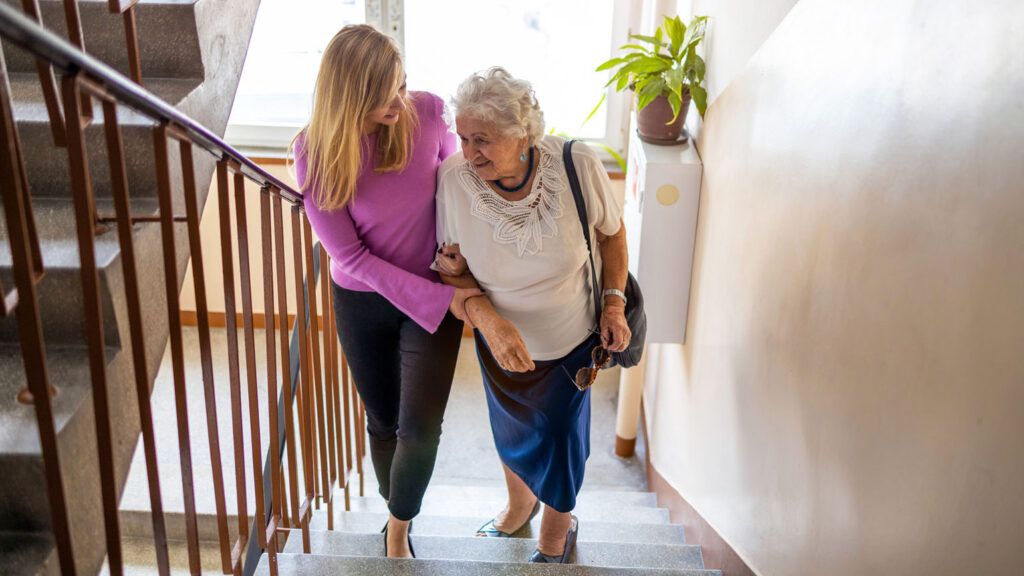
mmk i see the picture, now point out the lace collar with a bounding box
[458,146,565,257]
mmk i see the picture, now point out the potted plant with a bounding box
[595,15,708,144]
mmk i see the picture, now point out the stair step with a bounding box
[7,73,201,200]
[0,0,203,79]
[282,531,705,571]
[311,511,687,546]
[256,553,721,576]
[366,484,657,508]
[0,532,59,576]
[348,496,670,524]
[0,197,165,347]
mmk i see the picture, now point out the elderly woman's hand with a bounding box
[600,301,631,353]
[435,243,468,276]
[475,310,535,373]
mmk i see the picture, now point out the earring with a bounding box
[520,151,527,162]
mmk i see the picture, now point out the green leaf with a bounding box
[630,34,666,48]
[583,93,607,125]
[690,84,708,118]
[636,78,666,111]
[667,91,682,123]
[630,56,670,75]
[618,43,652,53]
[592,142,627,173]
[596,57,626,72]
[666,16,686,58]
[616,72,631,92]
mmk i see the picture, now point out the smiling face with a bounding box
[455,115,528,182]
[363,77,408,131]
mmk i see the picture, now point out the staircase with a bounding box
[0,1,259,574]
[254,483,720,576]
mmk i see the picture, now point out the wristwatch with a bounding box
[602,288,627,305]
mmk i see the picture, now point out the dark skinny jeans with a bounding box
[332,283,462,520]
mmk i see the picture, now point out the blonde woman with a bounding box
[293,24,480,558]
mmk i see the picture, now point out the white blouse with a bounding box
[435,135,624,360]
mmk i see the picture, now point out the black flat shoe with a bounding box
[528,515,578,564]
[382,520,416,559]
[476,499,542,537]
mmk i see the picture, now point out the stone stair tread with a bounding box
[0,532,59,576]
[7,72,201,125]
[365,484,657,507]
[0,196,159,271]
[1,0,204,79]
[347,496,669,524]
[282,531,705,571]
[311,511,687,546]
[256,553,720,576]
[0,343,103,455]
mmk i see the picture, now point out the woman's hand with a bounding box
[449,287,483,326]
[600,301,631,353]
[435,243,468,276]
[475,309,535,373]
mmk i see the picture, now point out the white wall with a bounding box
[645,0,1024,574]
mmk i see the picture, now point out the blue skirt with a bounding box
[474,331,596,513]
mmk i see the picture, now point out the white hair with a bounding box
[451,67,545,146]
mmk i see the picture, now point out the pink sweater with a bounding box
[298,92,457,333]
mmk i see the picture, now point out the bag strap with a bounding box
[562,139,603,324]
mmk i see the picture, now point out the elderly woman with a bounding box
[433,67,631,563]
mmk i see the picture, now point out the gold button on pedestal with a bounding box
[656,184,679,206]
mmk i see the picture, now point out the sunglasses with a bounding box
[562,345,611,391]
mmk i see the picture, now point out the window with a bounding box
[226,0,638,157]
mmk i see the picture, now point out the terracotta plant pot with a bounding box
[637,91,691,144]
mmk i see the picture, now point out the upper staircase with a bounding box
[0,1,259,574]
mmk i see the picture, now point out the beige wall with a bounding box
[646,0,1024,575]
[179,162,312,317]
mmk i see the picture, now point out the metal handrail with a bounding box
[0,2,302,203]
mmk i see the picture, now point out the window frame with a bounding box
[225,0,642,165]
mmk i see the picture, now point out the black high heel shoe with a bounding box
[382,519,416,558]
[528,515,578,564]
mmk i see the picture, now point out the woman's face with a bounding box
[364,78,407,129]
[456,115,527,181]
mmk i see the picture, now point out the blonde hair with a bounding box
[292,25,418,210]
[452,67,545,146]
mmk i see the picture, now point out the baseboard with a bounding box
[182,310,477,338]
[180,310,303,330]
[641,402,757,576]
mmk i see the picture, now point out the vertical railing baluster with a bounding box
[319,246,338,529]
[60,73,123,576]
[120,4,143,85]
[303,218,330,516]
[357,395,366,496]
[234,169,265,555]
[290,204,314,552]
[153,122,202,575]
[19,0,65,146]
[177,135,232,574]
[58,1,92,121]
[99,90,170,576]
[259,186,282,570]
[0,51,76,576]
[272,192,301,527]
[341,352,354,509]
[215,159,249,572]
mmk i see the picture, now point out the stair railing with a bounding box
[0,4,364,575]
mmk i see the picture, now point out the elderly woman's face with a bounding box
[455,115,527,182]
